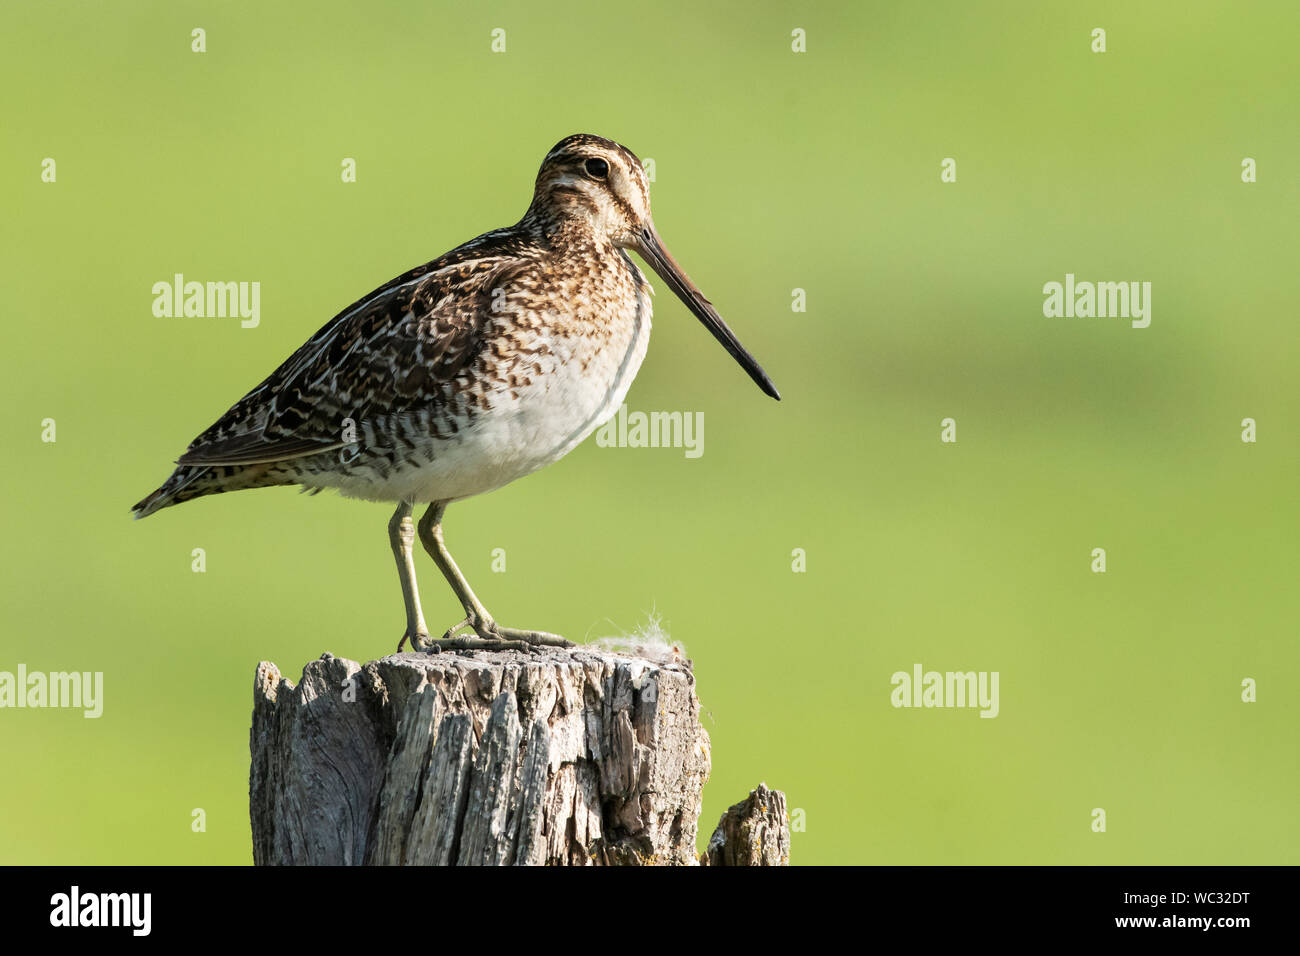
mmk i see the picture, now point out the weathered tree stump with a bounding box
[249,645,788,865]
[700,783,791,866]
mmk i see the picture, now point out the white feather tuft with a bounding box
[588,611,686,664]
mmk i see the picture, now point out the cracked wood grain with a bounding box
[250,644,784,866]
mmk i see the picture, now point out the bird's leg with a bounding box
[416,502,572,651]
[389,501,431,652]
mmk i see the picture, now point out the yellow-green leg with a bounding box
[390,501,431,652]
[416,502,571,651]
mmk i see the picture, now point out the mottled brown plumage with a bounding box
[133,134,778,650]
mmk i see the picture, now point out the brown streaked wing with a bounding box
[176,435,349,467]
[175,236,533,468]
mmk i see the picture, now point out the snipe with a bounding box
[133,134,780,651]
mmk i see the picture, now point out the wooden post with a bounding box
[700,783,792,866]
[250,646,789,865]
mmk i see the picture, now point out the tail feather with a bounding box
[131,463,290,519]
[131,466,215,519]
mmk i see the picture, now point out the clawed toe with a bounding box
[397,629,432,652]
[482,623,572,648]
[416,615,573,652]
[439,616,474,642]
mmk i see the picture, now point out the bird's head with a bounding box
[530,133,652,246]
[528,134,780,400]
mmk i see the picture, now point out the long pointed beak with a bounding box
[635,225,780,400]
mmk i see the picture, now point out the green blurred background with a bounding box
[2,0,1296,865]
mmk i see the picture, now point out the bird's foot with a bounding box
[416,613,573,653]
[396,627,432,653]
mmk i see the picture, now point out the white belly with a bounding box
[329,288,653,505]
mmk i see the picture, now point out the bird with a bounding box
[132,133,780,652]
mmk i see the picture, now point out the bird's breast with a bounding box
[477,281,653,474]
[384,276,653,504]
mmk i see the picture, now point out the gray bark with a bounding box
[700,783,791,866]
[251,645,783,865]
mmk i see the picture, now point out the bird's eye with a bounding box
[584,157,609,179]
